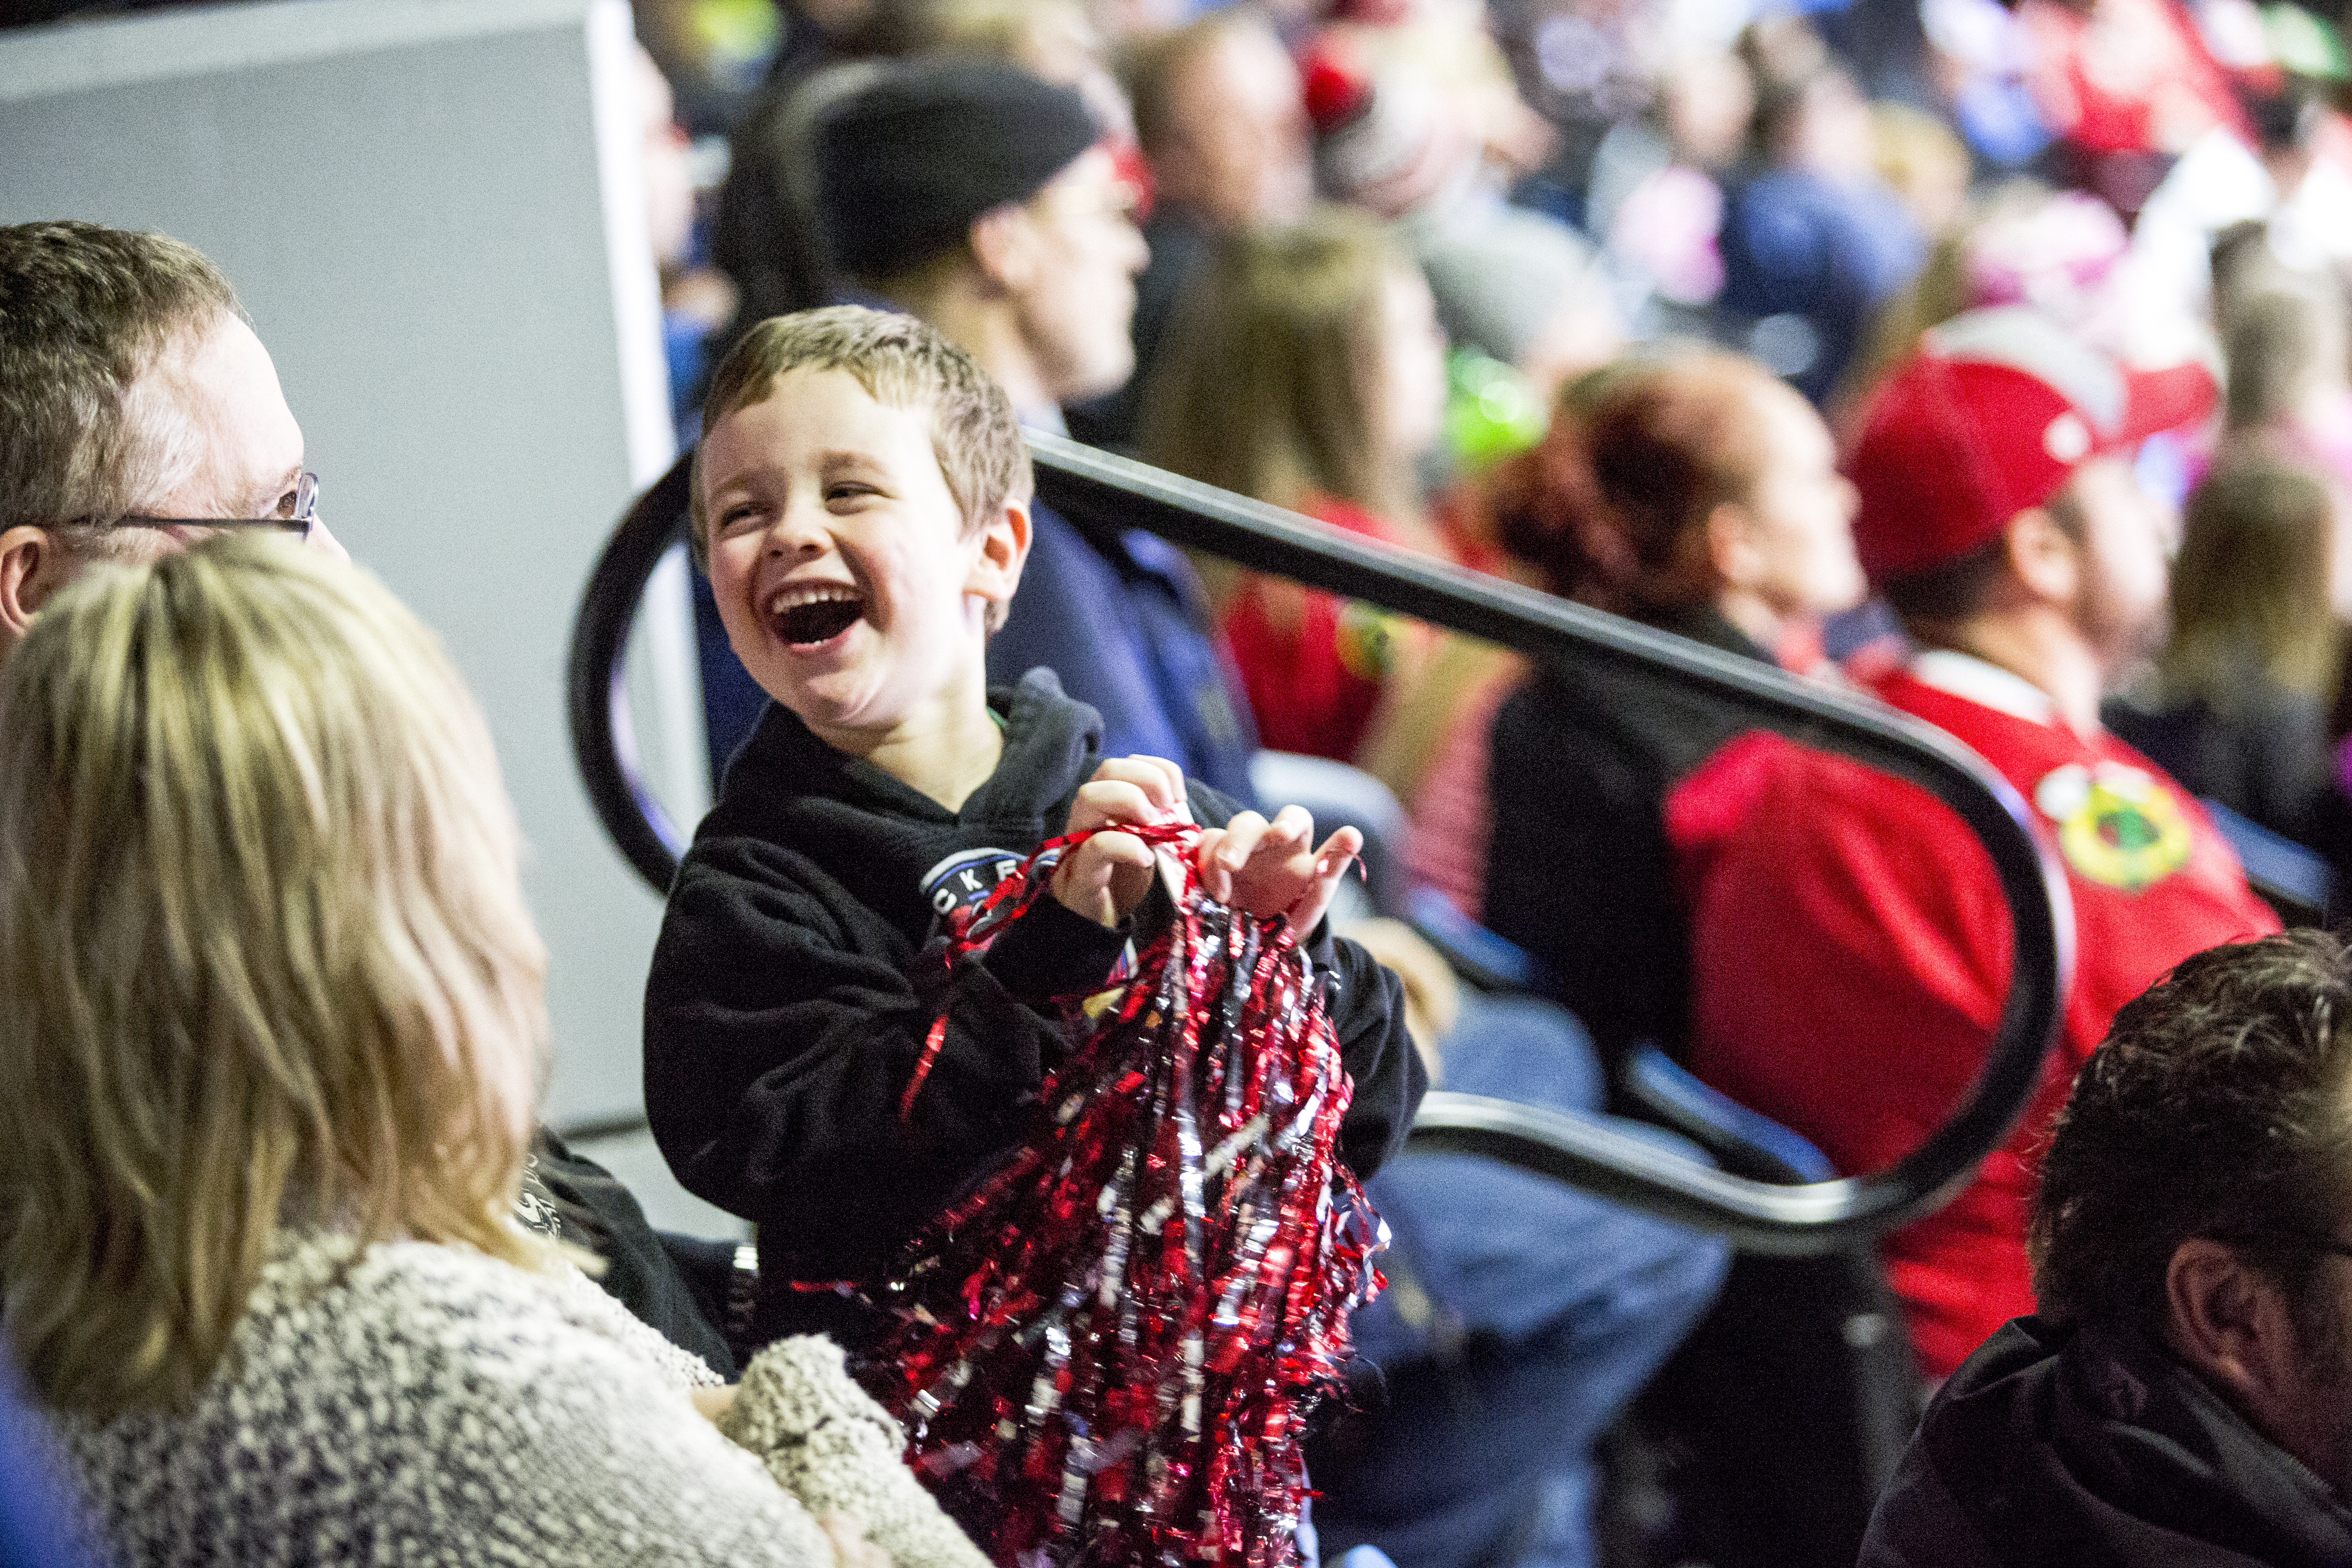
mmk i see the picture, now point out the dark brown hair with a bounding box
[2030,931,2352,1350]
[1500,349,1789,617]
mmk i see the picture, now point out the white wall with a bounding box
[0,0,713,1174]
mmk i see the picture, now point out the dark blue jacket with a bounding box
[987,500,1257,804]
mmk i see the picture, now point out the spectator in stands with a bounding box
[2217,281,2352,492]
[1673,308,2281,1381]
[1301,17,1625,398]
[1140,207,1450,764]
[0,219,738,1374]
[1864,931,2352,1564]
[809,60,1257,801]
[1838,183,2132,437]
[0,221,347,662]
[1477,349,1863,1063]
[2014,0,2247,219]
[2108,458,2352,865]
[0,535,983,1568]
[1719,42,1926,405]
[1306,922,1731,1568]
[1069,8,1312,449]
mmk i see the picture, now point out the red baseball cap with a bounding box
[1848,307,2216,584]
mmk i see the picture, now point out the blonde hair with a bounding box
[2162,456,2344,707]
[1140,207,1422,528]
[0,535,555,1419]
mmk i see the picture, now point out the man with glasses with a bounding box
[0,221,347,662]
[1864,930,2352,1567]
[0,218,746,1381]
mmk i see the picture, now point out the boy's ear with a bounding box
[968,498,1032,616]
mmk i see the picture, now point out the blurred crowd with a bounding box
[632,0,2352,889]
[11,0,2352,1564]
[616,0,2352,1563]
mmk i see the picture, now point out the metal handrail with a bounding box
[567,434,2074,1255]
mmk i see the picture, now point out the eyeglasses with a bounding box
[113,472,320,541]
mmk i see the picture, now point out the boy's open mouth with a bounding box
[769,585,866,648]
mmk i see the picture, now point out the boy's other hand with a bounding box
[1052,756,1191,928]
[1195,806,1362,933]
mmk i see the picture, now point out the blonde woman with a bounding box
[2109,456,2352,858]
[1140,207,1450,763]
[0,535,987,1568]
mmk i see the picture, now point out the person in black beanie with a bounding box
[814,60,1137,427]
[797,60,1259,806]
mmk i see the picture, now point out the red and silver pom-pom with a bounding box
[863,822,1386,1568]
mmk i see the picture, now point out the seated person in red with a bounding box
[1140,208,1451,764]
[1481,350,1864,1064]
[1670,307,2282,1380]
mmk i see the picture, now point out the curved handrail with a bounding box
[567,435,2075,1253]
[568,453,697,894]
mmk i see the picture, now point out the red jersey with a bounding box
[1221,497,1409,762]
[1667,653,2279,1378]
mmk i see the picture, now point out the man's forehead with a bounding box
[145,313,303,514]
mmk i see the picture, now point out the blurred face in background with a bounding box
[1152,23,1314,231]
[1723,380,1864,624]
[1374,264,1450,463]
[2063,454,2174,677]
[1001,147,1151,402]
[635,44,695,274]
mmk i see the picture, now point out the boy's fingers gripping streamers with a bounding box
[1048,828,1156,929]
[1196,808,1363,933]
[864,819,1387,1568]
[1074,755,1190,827]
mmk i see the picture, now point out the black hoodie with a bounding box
[644,670,1423,1352]
[1862,1315,2352,1568]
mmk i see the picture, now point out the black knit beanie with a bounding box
[813,62,1102,281]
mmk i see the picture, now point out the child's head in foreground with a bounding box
[691,306,1034,749]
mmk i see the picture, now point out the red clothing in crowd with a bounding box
[1668,652,2279,1379]
[2016,0,2247,157]
[1221,496,1411,762]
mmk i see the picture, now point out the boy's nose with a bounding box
[764,500,832,556]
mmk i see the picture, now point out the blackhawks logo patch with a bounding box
[2032,761,2193,892]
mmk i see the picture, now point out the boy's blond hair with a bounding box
[690,305,1033,588]
[0,535,555,1419]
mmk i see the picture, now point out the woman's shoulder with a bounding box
[249,1234,716,1394]
[68,1234,770,1565]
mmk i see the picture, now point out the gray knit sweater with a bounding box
[60,1233,991,1568]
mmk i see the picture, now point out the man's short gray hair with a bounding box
[0,221,242,534]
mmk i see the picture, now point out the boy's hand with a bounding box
[1051,757,1191,929]
[1194,806,1362,933]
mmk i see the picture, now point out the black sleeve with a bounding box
[530,1130,739,1378]
[1316,927,1425,1181]
[1483,696,1691,1066]
[642,838,1127,1284]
